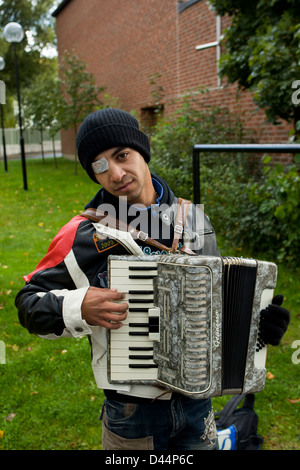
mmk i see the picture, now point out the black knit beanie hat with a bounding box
[76,108,151,183]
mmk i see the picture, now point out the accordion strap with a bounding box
[171,198,191,253]
[81,197,195,255]
[81,207,172,252]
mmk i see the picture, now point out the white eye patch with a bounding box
[91,157,109,174]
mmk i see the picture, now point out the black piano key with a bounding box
[129,308,149,312]
[149,325,159,333]
[129,275,156,279]
[129,290,154,295]
[129,266,157,271]
[129,364,158,368]
[129,355,154,360]
[129,347,154,351]
[129,299,154,304]
[129,332,149,336]
[128,319,159,331]
[149,316,159,333]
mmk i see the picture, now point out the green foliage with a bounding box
[57,51,106,173]
[149,91,250,200]
[203,155,300,266]
[149,96,300,266]
[0,158,103,449]
[23,71,60,133]
[57,51,105,134]
[209,0,300,132]
[247,159,300,264]
[0,0,58,98]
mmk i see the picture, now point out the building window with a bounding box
[195,15,224,87]
[140,106,164,130]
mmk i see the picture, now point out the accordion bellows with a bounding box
[108,254,277,398]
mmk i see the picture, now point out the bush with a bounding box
[148,96,300,266]
[149,92,250,200]
[247,159,300,265]
[198,157,299,266]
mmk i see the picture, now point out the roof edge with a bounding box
[178,0,201,14]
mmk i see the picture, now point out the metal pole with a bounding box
[13,43,27,190]
[0,104,7,172]
[193,143,300,153]
[193,143,300,204]
[193,147,200,205]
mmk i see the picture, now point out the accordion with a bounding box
[107,254,277,398]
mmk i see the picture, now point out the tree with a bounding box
[23,70,61,166]
[0,0,58,93]
[209,0,300,138]
[57,51,105,173]
[0,0,58,126]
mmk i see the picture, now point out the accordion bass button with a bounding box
[148,307,160,341]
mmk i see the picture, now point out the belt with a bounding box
[104,389,177,404]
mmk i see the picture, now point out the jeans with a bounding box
[100,393,218,450]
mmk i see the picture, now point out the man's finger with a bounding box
[98,318,125,330]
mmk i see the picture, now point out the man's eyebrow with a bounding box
[111,147,127,157]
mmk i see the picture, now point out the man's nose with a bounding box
[110,163,126,182]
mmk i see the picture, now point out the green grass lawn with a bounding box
[0,157,299,450]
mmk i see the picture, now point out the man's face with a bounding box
[92,147,153,206]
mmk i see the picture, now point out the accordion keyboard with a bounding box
[108,257,213,393]
[109,259,159,382]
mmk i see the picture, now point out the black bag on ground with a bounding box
[215,394,264,450]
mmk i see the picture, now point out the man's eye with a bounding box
[117,152,128,160]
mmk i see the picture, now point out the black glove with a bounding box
[259,294,290,346]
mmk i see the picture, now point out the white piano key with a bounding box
[110,344,154,353]
[110,280,155,291]
[110,259,157,268]
[109,258,159,382]
[110,333,153,342]
[110,356,155,364]
[110,272,157,282]
[110,369,158,381]
[111,325,149,334]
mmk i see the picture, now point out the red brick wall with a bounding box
[54,0,293,161]
[175,1,291,149]
[56,0,179,110]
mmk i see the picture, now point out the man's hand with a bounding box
[259,294,290,346]
[81,287,128,329]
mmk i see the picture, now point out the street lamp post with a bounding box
[3,22,27,190]
[0,57,8,172]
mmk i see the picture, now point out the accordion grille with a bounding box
[153,263,212,394]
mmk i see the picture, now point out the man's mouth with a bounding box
[116,180,134,192]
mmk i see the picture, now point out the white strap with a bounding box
[93,223,143,256]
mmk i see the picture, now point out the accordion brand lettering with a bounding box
[214,312,221,348]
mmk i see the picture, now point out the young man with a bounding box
[15,108,290,450]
